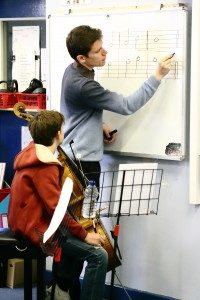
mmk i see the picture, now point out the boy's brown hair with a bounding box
[29,110,64,146]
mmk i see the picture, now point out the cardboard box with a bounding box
[6,258,37,288]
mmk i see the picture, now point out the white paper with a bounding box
[12,26,40,92]
[112,163,160,215]
[21,126,33,150]
[2,214,8,228]
[41,48,47,86]
[43,177,73,243]
[0,163,6,189]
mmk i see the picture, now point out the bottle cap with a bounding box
[88,180,96,186]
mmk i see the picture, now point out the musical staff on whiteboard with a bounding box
[96,60,182,79]
[104,29,184,51]
[96,28,183,80]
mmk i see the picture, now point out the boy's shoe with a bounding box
[45,284,71,300]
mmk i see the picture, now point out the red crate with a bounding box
[0,93,18,108]
[16,93,46,109]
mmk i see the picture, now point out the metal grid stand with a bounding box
[95,167,163,300]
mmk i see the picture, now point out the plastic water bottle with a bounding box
[82,180,99,219]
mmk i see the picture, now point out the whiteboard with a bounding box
[48,6,188,160]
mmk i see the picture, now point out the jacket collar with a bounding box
[35,144,62,165]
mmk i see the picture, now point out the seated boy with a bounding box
[8,110,108,300]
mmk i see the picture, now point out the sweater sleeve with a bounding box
[33,165,87,240]
[81,75,161,115]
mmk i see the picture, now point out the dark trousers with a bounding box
[54,161,101,300]
[80,161,101,189]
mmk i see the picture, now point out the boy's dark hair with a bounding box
[29,110,64,146]
[66,25,102,60]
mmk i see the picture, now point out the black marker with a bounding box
[170,52,175,58]
[104,129,118,140]
[109,129,118,136]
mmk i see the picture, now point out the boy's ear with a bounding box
[55,131,60,140]
[77,54,87,64]
[57,130,61,137]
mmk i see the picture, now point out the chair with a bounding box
[0,227,46,300]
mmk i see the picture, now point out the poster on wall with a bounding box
[12,26,40,92]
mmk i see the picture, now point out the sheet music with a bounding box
[43,177,73,243]
[12,26,40,91]
[112,163,160,215]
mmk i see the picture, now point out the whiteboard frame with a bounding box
[47,4,189,161]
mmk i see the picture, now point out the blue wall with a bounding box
[0,111,27,184]
[0,0,45,18]
[0,0,45,184]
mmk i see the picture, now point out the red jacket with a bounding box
[8,142,87,253]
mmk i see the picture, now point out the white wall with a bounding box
[102,155,199,299]
[96,1,196,299]
[189,0,200,204]
[99,3,197,297]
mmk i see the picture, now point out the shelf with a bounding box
[0,108,40,112]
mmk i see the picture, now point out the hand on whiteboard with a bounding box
[102,122,117,144]
[154,54,174,80]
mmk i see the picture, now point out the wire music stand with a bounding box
[91,167,163,300]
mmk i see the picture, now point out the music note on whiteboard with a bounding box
[96,28,183,80]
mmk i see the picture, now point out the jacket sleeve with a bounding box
[33,164,88,240]
[62,213,87,240]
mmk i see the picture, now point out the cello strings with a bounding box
[46,147,86,254]
[70,140,89,187]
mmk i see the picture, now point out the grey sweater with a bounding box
[60,62,161,161]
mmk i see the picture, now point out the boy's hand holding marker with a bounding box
[155,53,175,80]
